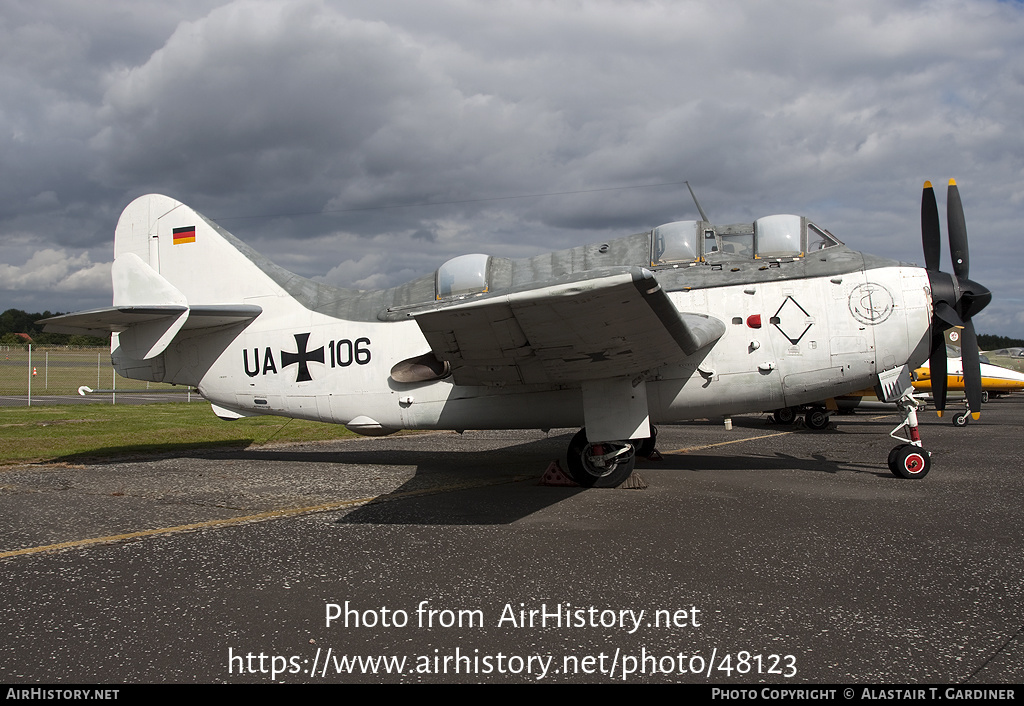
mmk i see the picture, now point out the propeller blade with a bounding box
[932,300,964,328]
[947,179,969,280]
[960,320,982,419]
[921,181,941,271]
[929,331,948,416]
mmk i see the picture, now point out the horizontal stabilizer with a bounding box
[40,306,187,337]
[40,305,262,336]
[39,304,262,359]
[413,267,725,386]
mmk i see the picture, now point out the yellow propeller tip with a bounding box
[936,411,944,418]
[949,178,957,186]
[923,180,933,189]
[971,412,980,420]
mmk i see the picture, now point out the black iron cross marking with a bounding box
[281,332,324,383]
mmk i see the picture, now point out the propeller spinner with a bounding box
[921,179,992,419]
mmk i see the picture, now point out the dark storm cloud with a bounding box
[1,0,1023,334]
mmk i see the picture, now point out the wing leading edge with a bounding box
[413,266,724,387]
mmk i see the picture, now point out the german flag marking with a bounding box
[173,226,196,245]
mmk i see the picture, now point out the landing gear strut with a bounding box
[952,398,974,427]
[565,428,636,488]
[887,392,931,479]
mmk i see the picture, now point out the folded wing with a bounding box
[413,266,724,386]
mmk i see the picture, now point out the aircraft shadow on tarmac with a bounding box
[43,419,900,528]
[49,432,588,526]
[646,451,889,478]
[332,433,588,526]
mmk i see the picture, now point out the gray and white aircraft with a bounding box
[42,181,990,485]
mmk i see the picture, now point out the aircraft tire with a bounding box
[634,426,658,458]
[887,444,908,470]
[773,407,797,425]
[805,408,830,431]
[566,428,635,488]
[953,413,970,427]
[888,445,931,479]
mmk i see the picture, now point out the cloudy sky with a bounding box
[3,0,1024,337]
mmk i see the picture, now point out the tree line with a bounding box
[977,334,1024,351]
[0,308,106,347]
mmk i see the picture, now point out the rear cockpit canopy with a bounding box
[650,215,841,267]
[436,253,490,300]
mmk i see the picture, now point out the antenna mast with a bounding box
[685,181,709,222]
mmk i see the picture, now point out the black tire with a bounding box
[805,408,830,431]
[981,391,989,404]
[635,426,658,457]
[887,444,909,471]
[565,428,636,488]
[774,407,797,425]
[888,445,931,479]
[953,413,969,427]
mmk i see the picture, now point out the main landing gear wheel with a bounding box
[804,407,830,431]
[565,428,636,488]
[887,444,931,479]
[773,407,797,425]
[635,426,658,458]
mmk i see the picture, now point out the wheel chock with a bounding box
[620,472,648,490]
[540,460,577,486]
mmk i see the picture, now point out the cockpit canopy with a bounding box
[436,253,490,300]
[430,216,844,302]
[651,215,841,267]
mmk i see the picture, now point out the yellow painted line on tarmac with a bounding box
[0,476,529,560]
[664,430,796,455]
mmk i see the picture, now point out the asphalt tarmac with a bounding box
[1,397,1022,684]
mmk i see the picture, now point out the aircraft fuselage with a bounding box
[139,263,931,434]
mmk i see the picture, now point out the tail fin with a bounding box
[114,194,290,305]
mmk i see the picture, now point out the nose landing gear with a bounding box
[887,392,931,479]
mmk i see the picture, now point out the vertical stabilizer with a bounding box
[114,194,291,307]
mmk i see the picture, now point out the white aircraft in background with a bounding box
[42,181,990,484]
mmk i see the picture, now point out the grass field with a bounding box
[0,403,359,465]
